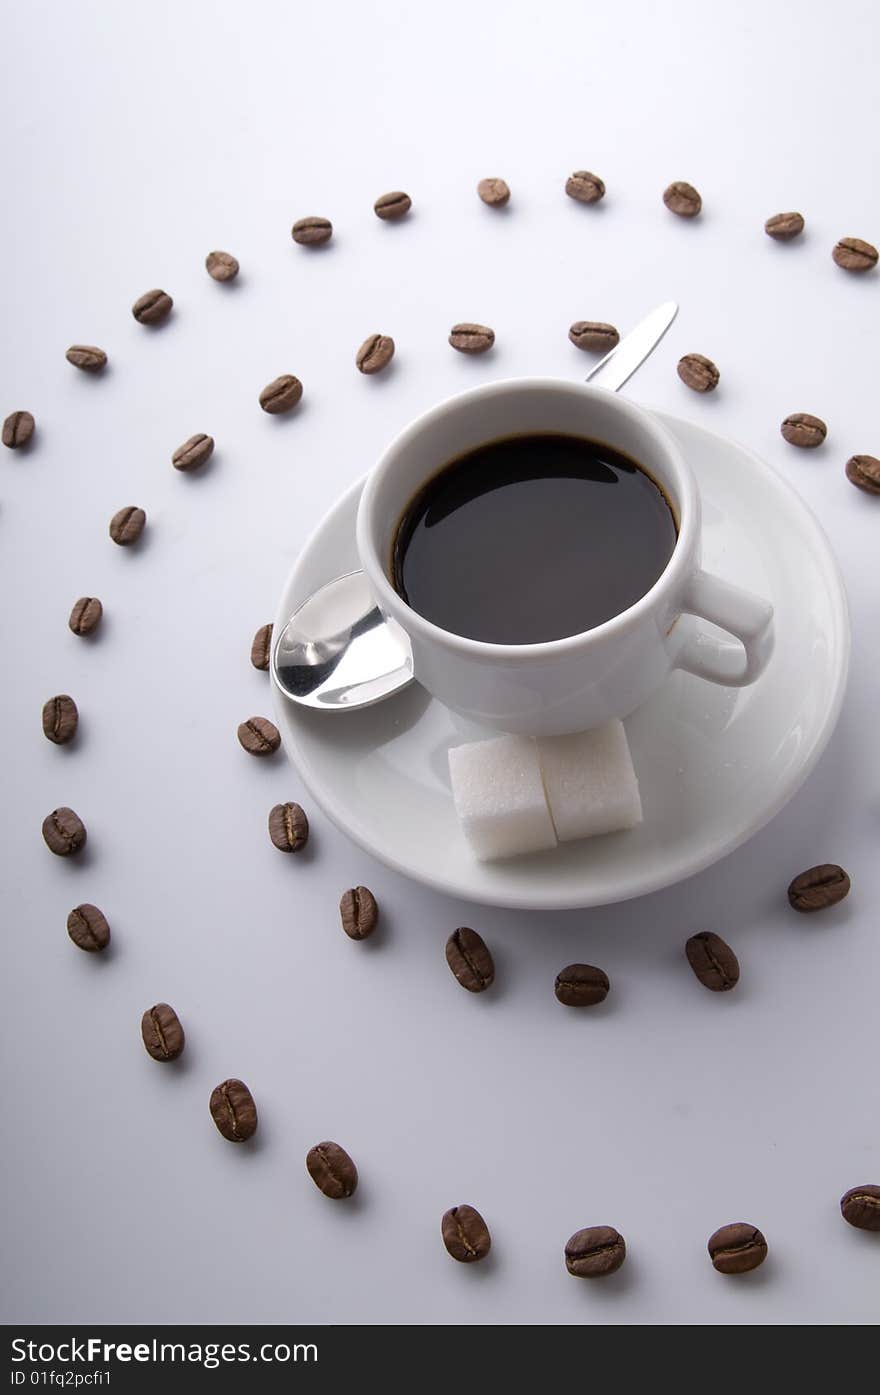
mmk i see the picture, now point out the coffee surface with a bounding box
[392,433,677,644]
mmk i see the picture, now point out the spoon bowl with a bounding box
[271,569,413,710]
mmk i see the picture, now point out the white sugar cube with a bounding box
[537,720,642,842]
[448,734,558,861]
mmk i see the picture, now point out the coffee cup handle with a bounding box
[673,570,774,687]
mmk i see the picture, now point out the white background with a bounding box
[2,0,878,1326]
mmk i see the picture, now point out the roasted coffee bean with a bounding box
[477,177,510,207]
[374,191,411,220]
[251,623,273,671]
[237,716,280,756]
[268,801,309,853]
[132,288,173,324]
[306,1141,358,1198]
[339,885,378,940]
[441,1205,491,1262]
[565,1226,626,1278]
[569,320,620,352]
[787,863,850,912]
[172,433,214,471]
[42,806,87,857]
[677,353,719,392]
[840,1184,880,1232]
[356,333,395,375]
[565,170,605,204]
[259,374,303,414]
[205,250,239,281]
[209,1079,258,1142]
[2,410,35,449]
[449,323,494,354]
[685,931,739,991]
[67,903,110,952]
[109,505,146,545]
[445,927,494,993]
[555,963,609,1007]
[846,454,880,495]
[141,1003,185,1061]
[66,344,107,372]
[781,413,827,448]
[69,596,103,636]
[291,216,332,246]
[765,211,804,241]
[42,694,78,745]
[707,1222,768,1274]
[832,237,878,272]
[663,181,702,217]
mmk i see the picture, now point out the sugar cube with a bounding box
[537,720,642,842]
[448,734,558,861]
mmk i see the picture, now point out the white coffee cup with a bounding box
[356,378,774,736]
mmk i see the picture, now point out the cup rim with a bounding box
[356,376,698,660]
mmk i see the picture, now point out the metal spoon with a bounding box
[272,301,678,711]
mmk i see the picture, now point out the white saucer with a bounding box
[272,413,850,910]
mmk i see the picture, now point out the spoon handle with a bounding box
[586,301,678,394]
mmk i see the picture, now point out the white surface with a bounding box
[539,722,643,843]
[448,734,558,861]
[273,416,848,908]
[2,0,879,1327]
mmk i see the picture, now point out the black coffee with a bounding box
[392,433,677,644]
